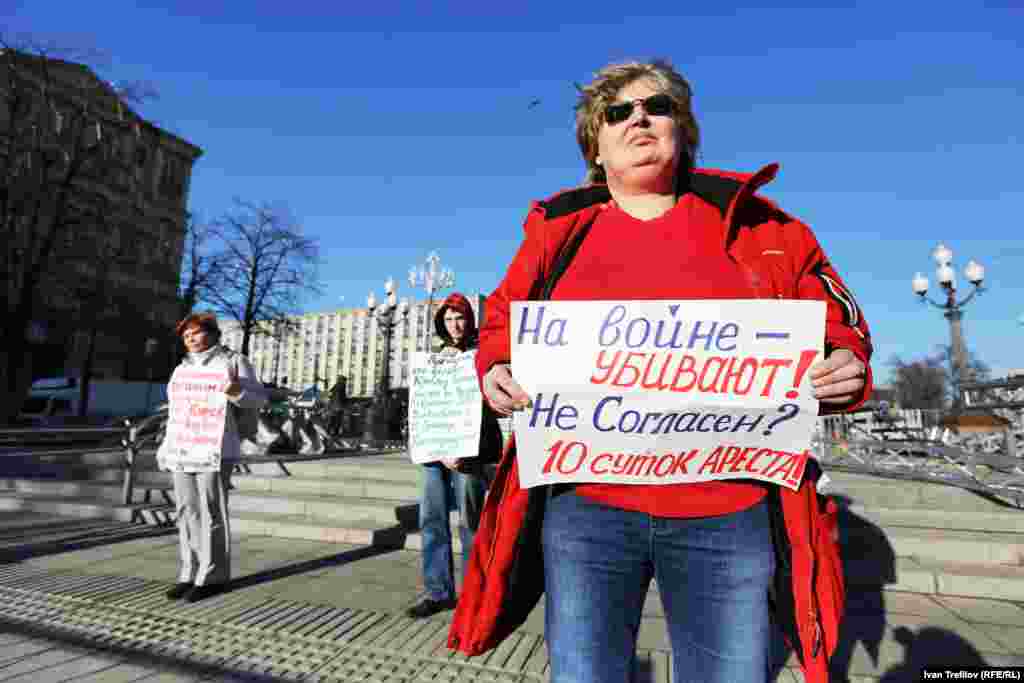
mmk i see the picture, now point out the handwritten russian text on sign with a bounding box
[409,350,483,464]
[157,367,228,471]
[510,300,826,490]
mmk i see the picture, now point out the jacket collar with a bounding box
[689,164,779,248]
[183,344,229,367]
[537,163,781,249]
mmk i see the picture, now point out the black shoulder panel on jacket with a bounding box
[539,185,612,219]
[541,173,748,220]
[688,172,743,218]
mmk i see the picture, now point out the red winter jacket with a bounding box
[455,164,872,682]
[476,163,872,403]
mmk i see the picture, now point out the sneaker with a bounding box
[405,594,456,619]
[184,583,226,603]
[165,582,193,600]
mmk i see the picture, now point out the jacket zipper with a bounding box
[484,442,512,573]
[808,490,823,661]
[810,609,822,658]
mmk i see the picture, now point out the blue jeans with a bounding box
[419,463,492,600]
[543,491,775,683]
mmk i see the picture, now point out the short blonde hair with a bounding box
[575,59,700,184]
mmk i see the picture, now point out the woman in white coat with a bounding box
[160,312,266,602]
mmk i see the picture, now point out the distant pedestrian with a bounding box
[159,312,266,603]
[405,293,503,619]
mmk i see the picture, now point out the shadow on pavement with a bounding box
[769,494,898,682]
[816,494,997,682]
[0,515,177,564]
[227,539,402,592]
[879,626,988,682]
[830,493,897,682]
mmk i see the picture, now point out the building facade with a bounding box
[221,295,484,398]
[1,50,202,384]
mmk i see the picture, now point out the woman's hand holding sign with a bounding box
[224,363,242,399]
[810,348,867,405]
[483,363,531,416]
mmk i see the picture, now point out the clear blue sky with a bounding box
[7,2,1022,384]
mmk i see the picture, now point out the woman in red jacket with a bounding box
[477,60,872,682]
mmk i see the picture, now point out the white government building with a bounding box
[219,295,484,398]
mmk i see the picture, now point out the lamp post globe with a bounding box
[408,251,455,354]
[911,272,929,296]
[362,277,410,446]
[932,242,953,267]
[912,242,986,409]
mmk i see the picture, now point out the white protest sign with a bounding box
[408,350,484,464]
[511,300,826,490]
[157,367,228,471]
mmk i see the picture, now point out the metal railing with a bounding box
[126,408,402,460]
[2,413,405,516]
[0,425,126,447]
[0,423,141,506]
[814,434,1024,508]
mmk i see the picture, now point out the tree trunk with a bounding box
[1,320,34,425]
[77,326,98,418]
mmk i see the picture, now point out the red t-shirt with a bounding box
[549,194,767,518]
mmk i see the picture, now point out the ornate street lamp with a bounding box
[408,251,455,353]
[303,339,323,396]
[912,242,986,407]
[272,321,286,387]
[363,277,410,445]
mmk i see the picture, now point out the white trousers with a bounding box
[172,464,231,586]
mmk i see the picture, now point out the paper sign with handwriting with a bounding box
[511,300,826,490]
[157,367,228,471]
[409,350,484,464]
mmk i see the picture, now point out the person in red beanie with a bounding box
[406,293,503,619]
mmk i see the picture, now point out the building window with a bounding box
[159,154,185,200]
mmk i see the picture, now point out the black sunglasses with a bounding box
[604,93,675,125]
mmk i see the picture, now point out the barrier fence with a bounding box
[0,415,405,515]
[813,435,1024,509]
[4,417,1023,515]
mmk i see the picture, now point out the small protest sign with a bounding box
[157,367,229,471]
[510,300,826,490]
[408,350,484,464]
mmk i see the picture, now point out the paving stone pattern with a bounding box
[5,455,1024,681]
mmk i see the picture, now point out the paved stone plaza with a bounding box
[3,457,1024,681]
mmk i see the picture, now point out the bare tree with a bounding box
[937,343,991,402]
[59,213,141,416]
[201,199,321,357]
[889,353,948,410]
[889,345,991,410]
[177,213,222,320]
[0,35,157,422]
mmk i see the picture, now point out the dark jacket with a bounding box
[434,292,503,466]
